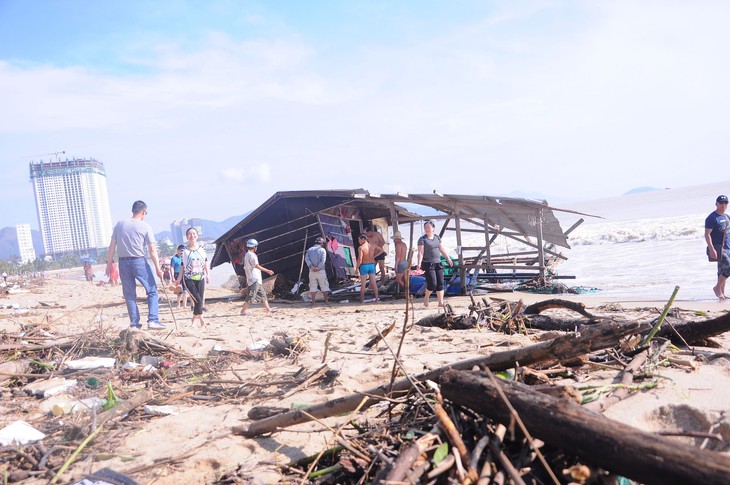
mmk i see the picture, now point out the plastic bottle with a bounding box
[51,397,105,416]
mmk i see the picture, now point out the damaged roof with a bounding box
[211,189,595,282]
[369,192,592,249]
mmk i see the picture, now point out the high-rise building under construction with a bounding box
[29,158,112,257]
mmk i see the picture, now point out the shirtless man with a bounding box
[356,233,381,303]
[366,226,387,278]
[392,231,408,290]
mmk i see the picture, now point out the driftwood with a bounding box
[523,314,601,332]
[583,348,649,413]
[363,321,397,349]
[415,313,477,330]
[233,320,647,437]
[440,369,730,485]
[658,312,730,345]
[95,389,154,428]
[523,298,596,319]
[381,431,438,482]
[525,307,730,344]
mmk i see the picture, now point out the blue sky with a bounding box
[1,0,729,233]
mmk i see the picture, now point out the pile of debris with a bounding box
[0,319,328,483]
[223,298,730,483]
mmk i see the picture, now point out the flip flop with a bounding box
[240,311,250,316]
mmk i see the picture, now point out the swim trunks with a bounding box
[396,261,408,273]
[359,263,376,275]
[374,252,386,261]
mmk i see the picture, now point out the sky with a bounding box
[1,0,729,233]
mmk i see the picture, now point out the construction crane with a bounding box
[21,151,66,162]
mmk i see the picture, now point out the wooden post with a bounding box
[536,208,546,285]
[454,206,465,294]
[483,214,492,268]
[389,202,399,234]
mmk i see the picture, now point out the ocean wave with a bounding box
[567,214,705,246]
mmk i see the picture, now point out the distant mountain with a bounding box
[624,186,665,196]
[155,213,249,243]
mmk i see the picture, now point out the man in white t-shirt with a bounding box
[240,239,276,316]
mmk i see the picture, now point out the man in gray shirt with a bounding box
[106,200,165,330]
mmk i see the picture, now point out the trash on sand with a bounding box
[144,405,179,416]
[140,355,161,367]
[249,340,270,351]
[0,420,46,446]
[51,397,105,416]
[24,377,77,397]
[66,356,116,370]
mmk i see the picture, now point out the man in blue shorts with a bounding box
[705,195,730,299]
[366,226,387,278]
[356,233,380,303]
[169,245,188,308]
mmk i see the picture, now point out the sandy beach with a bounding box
[2,268,730,483]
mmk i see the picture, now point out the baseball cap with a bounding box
[718,195,729,203]
[177,245,185,250]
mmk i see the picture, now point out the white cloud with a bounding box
[220,164,271,184]
[3,1,730,231]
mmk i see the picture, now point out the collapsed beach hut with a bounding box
[210,189,420,288]
[210,189,591,294]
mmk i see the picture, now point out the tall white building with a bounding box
[16,224,36,263]
[30,158,113,257]
[170,218,204,246]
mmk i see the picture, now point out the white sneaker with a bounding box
[147,321,167,330]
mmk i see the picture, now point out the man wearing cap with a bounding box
[305,237,330,305]
[705,195,730,299]
[240,239,276,315]
[106,200,165,330]
[169,245,188,308]
[392,231,408,290]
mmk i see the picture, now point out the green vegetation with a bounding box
[0,249,110,275]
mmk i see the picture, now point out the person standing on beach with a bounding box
[106,200,165,330]
[366,226,387,278]
[169,245,188,308]
[417,220,453,308]
[240,239,277,316]
[108,259,120,286]
[356,233,380,303]
[392,231,408,290]
[305,237,330,305]
[177,227,209,326]
[83,261,94,283]
[705,195,730,299]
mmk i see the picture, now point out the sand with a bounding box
[1,268,729,483]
